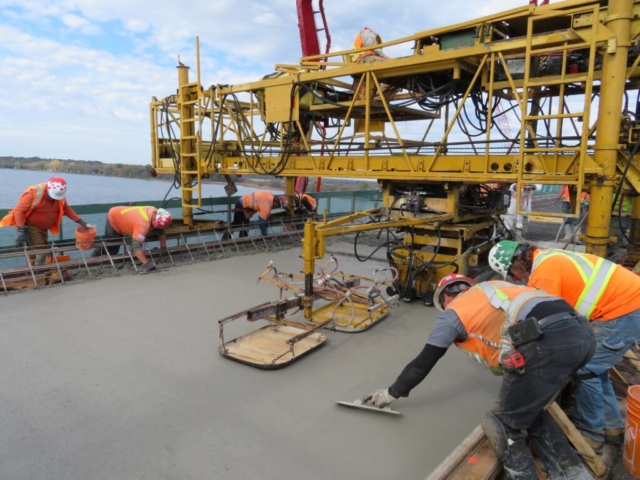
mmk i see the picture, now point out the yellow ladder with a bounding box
[179,81,205,210]
[517,4,600,217]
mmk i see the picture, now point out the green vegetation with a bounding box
[0,156,376,191]
[1,156,155,178]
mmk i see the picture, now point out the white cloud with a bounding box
[0,0,575,164]
[61,13,101,35]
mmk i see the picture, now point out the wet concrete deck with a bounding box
[0,249,501,480]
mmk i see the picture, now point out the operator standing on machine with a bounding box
[363,275,595,480]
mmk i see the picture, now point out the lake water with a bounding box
[0,169,265,208]
[0,169,274,247]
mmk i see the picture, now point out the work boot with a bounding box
[582,435,603,454]
[528,411,595,480]
[482,412,539,480]
[605,428,624,446]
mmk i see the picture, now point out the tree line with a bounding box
[1,156,156,179]
[0,156,376,191]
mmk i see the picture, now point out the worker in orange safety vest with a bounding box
[557,186,589,240]
[299,193,317,213]
[0,177,88,264]
[92,206,172,272]
[351,27,399,102]
[363,275,594,480]
[352,27,389,64]
[230,191,283,237]
[489,240,640,451]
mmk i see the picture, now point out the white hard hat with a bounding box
[46,177,67,200]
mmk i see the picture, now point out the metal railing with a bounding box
[0,189,382,291]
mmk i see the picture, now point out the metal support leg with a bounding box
[197,230,211,260]
[146,244,156,267]
[214,230,227,257]
[50,244,64,284]
[77,247,92,278]
[102,240,118,273]
[123,239,138,272]
[228,227,241,253]
[24,247,37,287]
[179,232,195,263]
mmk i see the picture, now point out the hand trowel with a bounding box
[336,398,402,416]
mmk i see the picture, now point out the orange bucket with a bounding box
[624,385,640,477]
[46,255,71,264]
[75,225,96,250]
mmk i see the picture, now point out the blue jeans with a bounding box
[574,309,640,442]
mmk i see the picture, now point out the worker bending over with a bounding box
[230,191,283,237]
[0,177,88,264]
[299,193,317,214]
[490,240,640,451]
[364,275,595,480]
[92,206,172,271]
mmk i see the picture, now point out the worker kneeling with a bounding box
[92,206,172,272]
[364,275,595,480]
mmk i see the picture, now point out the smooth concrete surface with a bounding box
[0,250,502,480]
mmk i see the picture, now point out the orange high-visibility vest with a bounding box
[0,183,65,234]
[108,206,157,242]
[301,194,316,210]
[242,191,274,220]
[352,27,382,63]
[530,249,640,321]
[448,281,557,373]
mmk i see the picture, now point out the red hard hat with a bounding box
[433,274,477,311]
[152,208,172,229]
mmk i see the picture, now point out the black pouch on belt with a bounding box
[508,317,544,347]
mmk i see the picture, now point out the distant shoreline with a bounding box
[0,167,277,191]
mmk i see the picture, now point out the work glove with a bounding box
[77,219,88,228]
[159,247,169,257]
[16,227,28,247]
[363,388,397,409]
[141,261,156,272]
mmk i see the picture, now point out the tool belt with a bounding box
[508,312,582,348]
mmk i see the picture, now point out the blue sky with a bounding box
[0,0,544,165]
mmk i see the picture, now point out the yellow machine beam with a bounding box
[150,0,640,304]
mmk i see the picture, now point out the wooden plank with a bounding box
[624,350,640,371]
[425,425,486,480]
[425,425,503,480]
[611,367,630,385]
[448,440,501,480]
[546,402,607,477]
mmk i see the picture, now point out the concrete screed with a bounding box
[0,247,502,480]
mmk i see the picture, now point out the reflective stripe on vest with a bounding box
[245,193,272,210]
[533,250,616,318]
[476,282,556,361]
[0,183,58,231]
[32,184,44,207]
[120,206,152,222]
